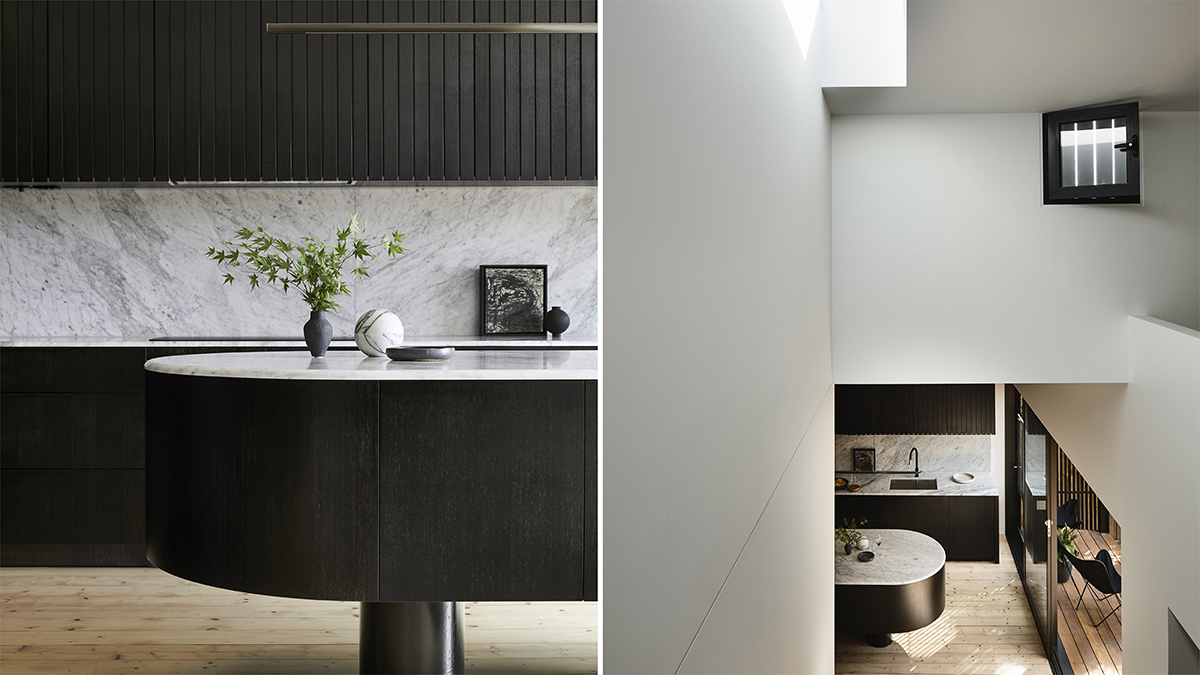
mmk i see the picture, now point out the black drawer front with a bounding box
[1,347,146,393]
[1,393,145,469]
[1,470,146,565]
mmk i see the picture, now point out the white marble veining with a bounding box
[836,434,992,473]
[0,187,596,338]
[144,349,598,381]
[0,335,598,348]
[834,470,998,496]
[834,529,946,586]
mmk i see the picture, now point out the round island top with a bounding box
[834,529,945,586]
[145,349,597,381]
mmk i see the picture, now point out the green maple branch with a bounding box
[207,213,407,312]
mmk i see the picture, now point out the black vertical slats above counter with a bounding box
[0,0,596,185]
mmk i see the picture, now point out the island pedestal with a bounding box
[144,351,598,675]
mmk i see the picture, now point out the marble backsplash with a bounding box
[836,434,992,473]
[0,187,596,338]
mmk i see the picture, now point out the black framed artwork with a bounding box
[480,265,548,336]
[852,448,876,473]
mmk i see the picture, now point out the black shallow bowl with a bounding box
[857,551,875,562]
[386,347,455,362]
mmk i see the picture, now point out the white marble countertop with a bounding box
[835,529,946,586]
[145,350,597,381]
[0,335,598,349]
[834,470,998,496]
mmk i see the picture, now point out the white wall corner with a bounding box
[821,0,907,88]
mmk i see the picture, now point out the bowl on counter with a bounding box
[835,477,849,490]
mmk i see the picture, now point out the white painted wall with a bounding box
[605,1,834,672]
[821,0,906,88]
[1019,317,1200,674]
[831,112,1200,384]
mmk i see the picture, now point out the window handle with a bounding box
[1115,135,1139,157]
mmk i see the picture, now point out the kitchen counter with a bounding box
[835,470,997,496]
[145,350,596,381]
[834,529,945,586]
[0,335,597,348]
[834,528,947,646]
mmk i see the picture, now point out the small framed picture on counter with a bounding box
[480,265,548,336]
[852,448,875,473]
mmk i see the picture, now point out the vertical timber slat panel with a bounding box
[442,0,459,179]
[412,0,428,179]
[381,0,399,180]
[275,1,292,180]
[428,0,445,179]
[473,0,489,179]
[245,1,262,181]
[367,0,382,181]
[320,1,337,181]
[564,0,581,180]
[395,0,414,180]
[138,1,155,181]
[228,1,247,181]
[306,0,322,180]
[261,0,278,181]
[63,1,81,181]
[504,0,520,180]
[90,1,107,181]
[46,1,64,181]
[351,0,368,179]
[458,0,474,179]
[213,0,231,181]
[0,1,19,181]
[290,0,307,181]
[198,0,215,180]
[519,0,534,180]
[581,0,596,179]
[122,0,139,181]
[534,0,550,180]
[488,0,504,180]
[335,0,351,179]
[549,0,564,180]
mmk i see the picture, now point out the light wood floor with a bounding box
[0,567,597,674]
[835,538,1053,675]
[1057,530,1122,675]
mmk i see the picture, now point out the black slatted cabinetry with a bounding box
[0,0,598,184]
[836,495,998,562]
[835,384,995,435]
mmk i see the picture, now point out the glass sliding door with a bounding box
[1012,396,1058,661]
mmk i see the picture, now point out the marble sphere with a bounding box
[355,309,405,357]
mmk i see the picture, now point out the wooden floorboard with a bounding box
[1,567,597,674]
[1057,530,1122,675]
[835,537,1053,675]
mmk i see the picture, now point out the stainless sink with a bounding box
[890,478,938,490]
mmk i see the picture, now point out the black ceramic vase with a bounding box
[1057,559,1072,583]
[304,310,333,357]
[544,306,571,337]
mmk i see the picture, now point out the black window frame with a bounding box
[1043,102,1140,205]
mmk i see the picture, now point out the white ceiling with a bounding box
[824,0,1200,115]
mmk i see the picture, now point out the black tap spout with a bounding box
[909,447,920,477]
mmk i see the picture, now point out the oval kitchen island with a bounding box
[144,350,598,675]
[835,528,946,648]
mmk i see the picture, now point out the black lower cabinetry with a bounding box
[836,494,998,562]
[0,469,147,566]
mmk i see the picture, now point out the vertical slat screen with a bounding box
[1057,447,1109,533]
[0,0,596,184]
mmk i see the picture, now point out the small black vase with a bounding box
[304,310,333,357]
[544,306,571,337]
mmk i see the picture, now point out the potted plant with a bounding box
[208,214,407,357]
[1057,525,1080,583]
[835,518,868,555]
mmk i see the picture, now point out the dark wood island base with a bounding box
[144,351,597,675]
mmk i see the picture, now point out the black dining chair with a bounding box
[1058,539,1122,628]
[1056,498,1082,530]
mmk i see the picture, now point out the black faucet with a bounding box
[909,447,920,477]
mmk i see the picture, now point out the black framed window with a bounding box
[1043,102,1139,204]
